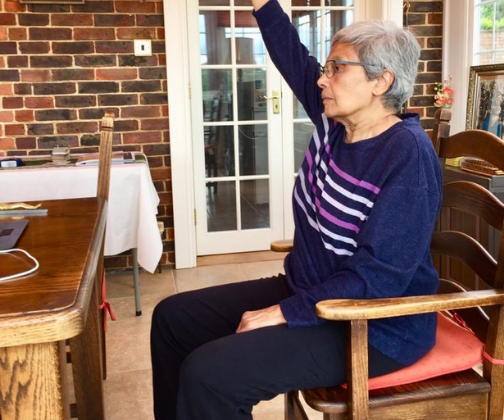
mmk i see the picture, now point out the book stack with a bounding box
[459,157,504,177]
[51,146,70,165]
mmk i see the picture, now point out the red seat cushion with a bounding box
[367,312,484,390]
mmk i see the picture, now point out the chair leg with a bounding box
[70,279,105,420]
[132,248,142,316]
[285,391,310,420]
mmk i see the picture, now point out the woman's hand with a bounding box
[236,304,287,333]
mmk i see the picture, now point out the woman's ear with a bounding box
[373,69,395,96]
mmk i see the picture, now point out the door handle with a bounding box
[260,90,280,114]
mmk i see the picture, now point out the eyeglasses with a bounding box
[319,60,367,78]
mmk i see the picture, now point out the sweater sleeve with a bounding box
[280,168,441,327]
[253,0,323,123]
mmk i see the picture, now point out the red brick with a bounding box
[5,124,25,136]
[3,96,23,109]
[56,121,98,134]
[117,28,156,40]
[0,138,15,149]
[116,1,156,13]
[8,56,29,68]
[121,105,161,118]
[25,96,54,109]
[21,69,51,82]
[5,1,25,12]
[141,118,169,131]
[123,131,162,144]
[74,28,115,41]
[0,13,15,25]
[0,110,14,122]
[51,13,93,26]
[0,56,4,68]
[8,28,27,41]
[158,191,172,205]
[96,68,137,81]
[15,110,34,122]
[0,27,6,41]
[15,137,36,149]
[150,167,171,181]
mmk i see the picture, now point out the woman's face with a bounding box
[317,43,380,123]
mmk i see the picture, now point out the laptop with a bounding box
[0,220,29,250]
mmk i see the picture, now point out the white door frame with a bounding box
[165,0,403,269]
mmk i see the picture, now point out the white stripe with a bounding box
[295,187,357,254]
[294,187,320,232]
[318,183,368,221]
[298,170,316,212]
[322,238,355,256]
[319,223,357,247]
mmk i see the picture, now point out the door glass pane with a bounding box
[202,69,233,122]
[237,69,267,120]
[293,0,321,6]
[294,121,314,171]
[200,11,231,64]
[200,0,229,7]
[326,0,354,5]
[240,180,270,229]
[203,124,234,178]
[207,181,237,232]
[234,11,266,65]
[239,124,268,176]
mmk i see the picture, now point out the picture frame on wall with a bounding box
[466,63,504,135]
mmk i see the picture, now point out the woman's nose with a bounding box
[317,73,327,88]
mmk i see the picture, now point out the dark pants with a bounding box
[150,275,404,420]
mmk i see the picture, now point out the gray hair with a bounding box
[331,20,420,113]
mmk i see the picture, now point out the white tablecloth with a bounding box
[0,158,162,273]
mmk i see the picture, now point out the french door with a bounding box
[164,0,402,266]
[189,0,363,255]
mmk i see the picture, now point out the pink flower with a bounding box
[433,76,454,108]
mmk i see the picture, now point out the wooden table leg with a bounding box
[0,341,70,420]
[70,275,105,420]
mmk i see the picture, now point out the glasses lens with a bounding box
[326,61,335,78]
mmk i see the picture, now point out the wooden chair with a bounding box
[273,109,504,420]
[68,111,114,419]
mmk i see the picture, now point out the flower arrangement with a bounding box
[433,76,454,108]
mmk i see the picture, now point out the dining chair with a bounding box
[67,111,114,419]
[272,109,504,420]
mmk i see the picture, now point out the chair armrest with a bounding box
[316,289,504,321]
[271,239,293,253]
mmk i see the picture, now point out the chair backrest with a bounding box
[431,108,504,412]
[97,111,115,200]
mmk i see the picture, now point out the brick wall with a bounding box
[0,0,444,270]
[0,0,174,270]
[404,0,444,134]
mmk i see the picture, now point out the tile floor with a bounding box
[102,256,322,420]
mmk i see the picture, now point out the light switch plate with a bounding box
[134,39,152,57]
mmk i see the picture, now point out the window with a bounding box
[473,0,504,65]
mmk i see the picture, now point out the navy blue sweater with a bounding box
[254,0,442,366]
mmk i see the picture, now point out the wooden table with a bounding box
[0,198,107,420]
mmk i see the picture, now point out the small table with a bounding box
[0,156,162,315]
[0,198,107,420]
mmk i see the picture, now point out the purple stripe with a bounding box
[315,198,360,233]
[325,144,381,194]
[304,149,318,194]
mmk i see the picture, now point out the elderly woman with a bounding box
[150,0,442,418]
